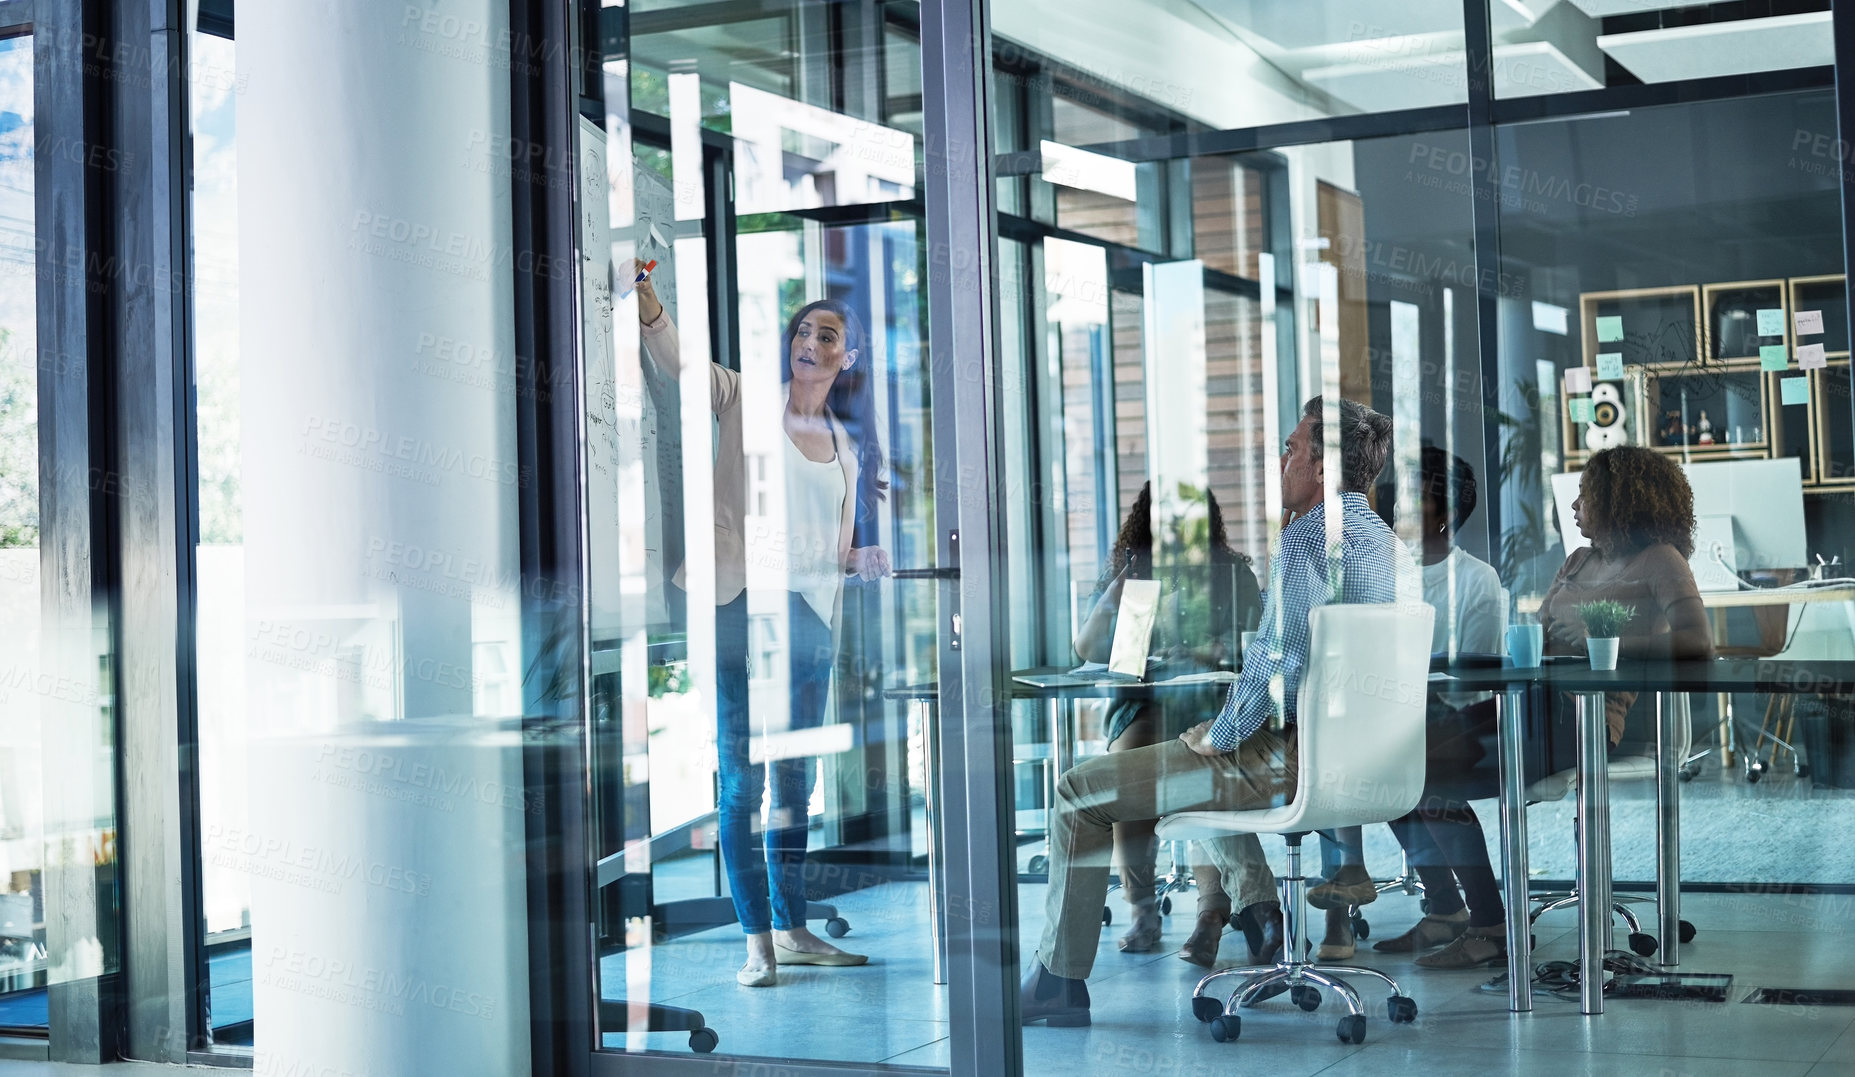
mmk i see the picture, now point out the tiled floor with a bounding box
[602,882,1855,1075]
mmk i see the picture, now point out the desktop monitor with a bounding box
[1550,457,1806,588]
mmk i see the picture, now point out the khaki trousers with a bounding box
[1039,730,1296,979]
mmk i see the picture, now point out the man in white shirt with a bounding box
[1372,447,1513,968]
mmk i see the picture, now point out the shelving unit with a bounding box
[1564,275,1855,493]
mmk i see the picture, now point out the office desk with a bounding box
[882,667,1238,985]
[1437,658,1855,1015]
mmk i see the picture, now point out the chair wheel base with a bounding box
[1210,1015,1241,1042]
[1387,995,1417,1023]
[1291,985,1321,1012]
[1336,1014,1366,1044]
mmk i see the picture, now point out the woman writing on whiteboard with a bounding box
[635,260,891,987]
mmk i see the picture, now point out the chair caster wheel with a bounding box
[1028,854,1048,874]
[1678,920,1697,944]
[825,917,851,938]
[1386,995,1417,1023]
[1628,932,1658,957]
[1679,767,1696,782]
[1796,763,1811,779]
[688,1028,718,1053]
[1746,760,1765,783]
[1160,896,1173,916]
[1351,914,1370,941]
[1291,985,1322,1012]
[1102,906,1112,926]
[1336,1014,1367,1044]
[1209,1014,1241,1042]
[1191,995,1224,1023]
[1419,898,1430,914]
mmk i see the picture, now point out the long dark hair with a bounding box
[1097,482,1247,591]
[780,297,887,541]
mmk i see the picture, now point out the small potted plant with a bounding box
[1577,600,1635,671]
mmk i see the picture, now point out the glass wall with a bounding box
[1494,89,1855,881]
[186,20,250,1049]
[579,0,950,1064]
[13,0,1855,1071]
[0,28,44,1033]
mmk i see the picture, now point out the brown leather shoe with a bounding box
[1179,909,1228,968]
[1248,902,1285,964]
[1307,864,1379,910]
[1020,959,1091,1027]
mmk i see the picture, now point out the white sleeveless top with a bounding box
[779,432,849,627]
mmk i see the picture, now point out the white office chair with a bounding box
[1157,601,1434,1046]
[1526,692,1695,955]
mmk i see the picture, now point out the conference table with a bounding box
[890,657,1855,1011]
[1437,657,1855,1015]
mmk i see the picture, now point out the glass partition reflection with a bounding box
[582,0,950,1064]
[1496,89,1855,884]
[0,29,46,1033]
[986,96,1485,1064]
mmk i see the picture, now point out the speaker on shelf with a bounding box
[1584,382,1628,451]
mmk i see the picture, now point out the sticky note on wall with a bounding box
[1781,376,1811,406]
[1595,353,1624,380]
[1760,344,1789,371]
[1796,309,1824,335]
[1570,398,1596,423]
[1798,343,1827,370]
[1563,366,1593,394]
[1757,308,1785,337]
[1595,316,1623,342]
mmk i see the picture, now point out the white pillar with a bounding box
[238,2,530,1073]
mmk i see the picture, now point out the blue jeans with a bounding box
[714,591,837,935]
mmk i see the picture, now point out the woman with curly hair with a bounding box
[1071,482,1262,965]
[1540,445,1716,745]
[1404,446,1715,972]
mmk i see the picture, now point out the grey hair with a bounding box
[1302,396,1394,493]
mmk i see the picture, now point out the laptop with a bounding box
[1015,579,1163,688]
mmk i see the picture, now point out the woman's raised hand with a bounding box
[847,546,892,582]
[631,258,663,324]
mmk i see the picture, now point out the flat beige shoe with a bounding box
[773,943,868,967]
[737,963,778,987]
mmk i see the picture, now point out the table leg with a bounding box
[1717,691,1735,768]
[922,700,947,986]
[1576,691,1610,1015]
[1656,692,1682,968]
[1498,685,1532,1013]
[1044,698,1065,865]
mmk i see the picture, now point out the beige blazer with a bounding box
[641,311,859,614]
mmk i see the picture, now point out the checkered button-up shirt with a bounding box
[1209,491,1412,750]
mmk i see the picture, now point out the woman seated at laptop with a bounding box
[1540,444,1716,745]
[1072,482,1262,961]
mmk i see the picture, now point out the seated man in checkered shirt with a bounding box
[1022,396,1417,1028]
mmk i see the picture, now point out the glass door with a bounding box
[577,0,952,1064]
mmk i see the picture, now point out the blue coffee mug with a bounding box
[1505,623,1544,668]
